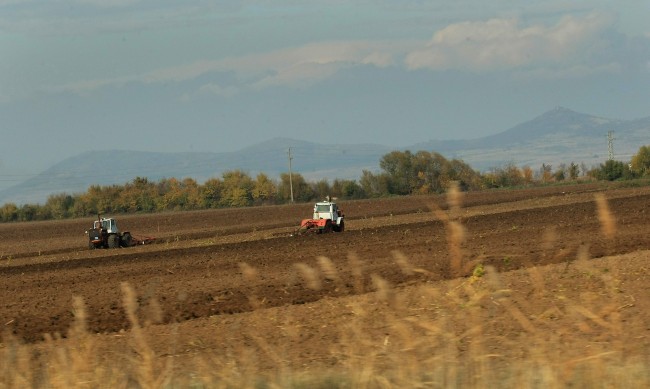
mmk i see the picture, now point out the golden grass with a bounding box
[1,187,648,388]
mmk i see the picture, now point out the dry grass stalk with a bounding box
[447,220,466,276]
[239,262,262,309]
[121,282,169,389]
[334,301,373,385]
[2,337,33,388]
[526,264,547,297]
[576,244,591,261]
[447,183,466,281]
[316,255,342,287]
[142,282,164,326]
[67,296,96,387]
[239,262,258,283]
[595,193,616,239]
[484,265,537,335]
[348,251,365,294]
[370,273,392,304]
[541,226,558,253]
[447,180,463,215]
[392,250,414,276]
[32,296,99,389]
[427,182,467,277]
[295,262,322,290]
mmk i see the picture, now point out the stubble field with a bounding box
[1,182,649,387]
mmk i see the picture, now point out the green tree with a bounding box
[200,178,224,208]
[539,164,553,183]
[70,196,93,218]
[291,173,314,202]
[412,151,441,193]
[18,204,38,221]
[128,177,157,212]
[182,177,202,210]
[488,163,524,188]
[13,203,50,221]
[380,150,415,195]
[630,145,650,176]
[332,179,365,199]
[379,150,481,194]
[591,160,632,181]
[117,179,141,213]
[156,178,188,211]
[151,177,201,211]
[45,193,75,219]
[554,164,566,181]
[85,184,122,214]
[220,170,253,207]
[252,173,277,205]
[359,170,389,197]
[449,159,483,191]
[0,203,18,222]
[568,162,580,180]
[278,172,314,202]
[81,186,101,215]
[522,166,534,184]
[311,179,331,200]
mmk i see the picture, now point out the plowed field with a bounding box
[1,182,649,384]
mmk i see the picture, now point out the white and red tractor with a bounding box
[297,199,345,234]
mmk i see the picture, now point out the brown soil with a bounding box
[1,182,649,378]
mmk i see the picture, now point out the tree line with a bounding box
[1,146,650,223]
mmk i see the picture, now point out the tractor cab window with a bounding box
[316,204,330,213]
[100,219,115,231]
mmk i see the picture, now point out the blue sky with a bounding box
[1,1,649,190]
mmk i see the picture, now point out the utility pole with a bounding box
[607,131,615,161]
[288,147,294,203]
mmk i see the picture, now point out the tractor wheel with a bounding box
[121,232,133,247]
[88,241,96,250]
[338,221,345,232]
[107,234,119,248]
[323,219,333,233]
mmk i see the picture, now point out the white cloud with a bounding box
[33,10,648,100]
[405,12,616,72]
[48,76,130,95]
[513,62,622,80]
[247,41,400,89]
[178,83,239,102]
[72,0,142,7]
[252,62,341,89]
[197,83,239,98]
[56,40,411,96]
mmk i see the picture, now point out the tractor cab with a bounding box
[313,202,342,221]
[94,217,119,234]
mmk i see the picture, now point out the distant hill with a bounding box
[411,107,648,170]
[0,138,391,205]
[0,107,648,205]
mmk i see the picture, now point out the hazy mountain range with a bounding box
[1,107,648,206]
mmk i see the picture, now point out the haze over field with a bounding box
[1,1,649,192]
